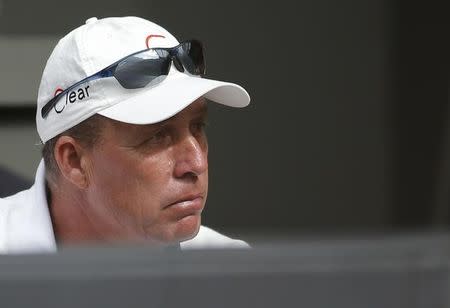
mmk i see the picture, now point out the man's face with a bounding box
[84,99,209,244]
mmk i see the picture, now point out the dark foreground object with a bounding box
[0,232,449,308]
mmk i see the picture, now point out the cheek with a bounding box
[136,157,175,209]
[88,149,174,223]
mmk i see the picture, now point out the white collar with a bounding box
[5,159,57,253]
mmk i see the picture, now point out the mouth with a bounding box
[163,194,205,216]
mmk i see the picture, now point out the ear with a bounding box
[53,136,91,189]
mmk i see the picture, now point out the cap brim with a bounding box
[98,74,250,125]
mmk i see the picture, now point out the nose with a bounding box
[173,134,208,180]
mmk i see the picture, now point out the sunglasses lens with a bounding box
[114,49,171,89]
[178,40,205,76]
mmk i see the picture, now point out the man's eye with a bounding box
[150,129,170,142]
[140,128,171,147]
[153,130,167,139]
[192,121,208,133]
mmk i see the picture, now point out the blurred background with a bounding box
[0,0,448,242]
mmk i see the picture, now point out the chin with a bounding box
[144,214,202,244]
[171,214,202,242]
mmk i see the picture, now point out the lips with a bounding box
[163,193,205,217]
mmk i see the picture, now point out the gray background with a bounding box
[0,0,448,240]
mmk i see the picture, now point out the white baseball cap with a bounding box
[36,16,250,143]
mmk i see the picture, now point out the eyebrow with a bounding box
[192,102,208,115]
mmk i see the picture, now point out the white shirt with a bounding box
[0,160,248,254]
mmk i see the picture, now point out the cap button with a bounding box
[85,17,98,24]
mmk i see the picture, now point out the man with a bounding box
[0,16,250,253]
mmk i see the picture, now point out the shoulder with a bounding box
[180,225,250,249]
[0,164,56,254]
[0,188,33,220]
[0,188,34,252]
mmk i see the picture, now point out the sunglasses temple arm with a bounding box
[40,68,116,118]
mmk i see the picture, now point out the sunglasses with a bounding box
[41,39,205,118]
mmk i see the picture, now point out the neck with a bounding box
[47,182,103,245]
[46,180,154,246]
